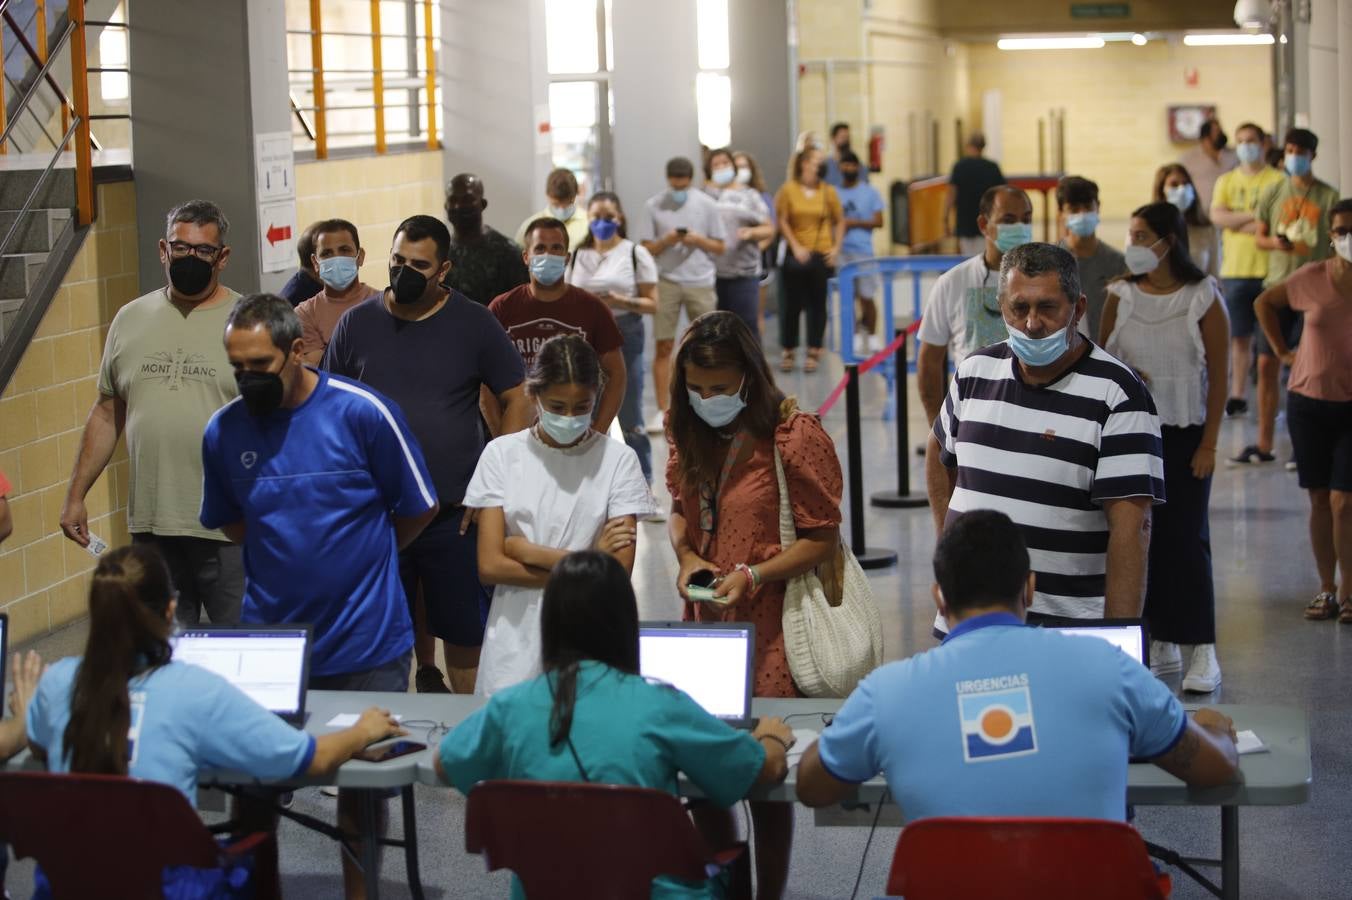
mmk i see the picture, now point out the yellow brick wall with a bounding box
[965,41,1273,228]
[0,180,139,645]
[294,150,446,290]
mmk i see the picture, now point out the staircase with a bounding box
[0,168,76,348]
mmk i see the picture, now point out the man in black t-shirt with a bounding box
[443,173,530,305]
[945,133,1007,257]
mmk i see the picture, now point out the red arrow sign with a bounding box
[266,224,292,246]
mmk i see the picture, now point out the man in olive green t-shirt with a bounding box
[1234,128,1341,465]
[60,199,243,624]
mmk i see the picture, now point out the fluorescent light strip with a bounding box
[997,36,1105,51]
[1182,33,1275,46]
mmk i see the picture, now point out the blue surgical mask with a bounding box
[548,203,575,221]
[529,253,566,286]
[1065,212,1099,238]
[1165,183,1196,212]
[669,189,689,206]
[1005,322,1071,368]
[688,378,747,428]
[1236,142,1263,165]
[995,223,1033,253]
[712,167,735,186]
[318,255,359,291]
[1285,152,1312,177]
[537,404,591,445]
[589,218,619,242]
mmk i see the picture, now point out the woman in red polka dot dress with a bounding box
[665,310,843,898]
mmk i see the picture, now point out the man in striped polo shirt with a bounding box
[925,242,1165,632]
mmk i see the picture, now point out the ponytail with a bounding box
[547,661,582,749]
[63,545,174,774]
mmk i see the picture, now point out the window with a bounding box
[284,0,442,157]
[544,0,613,195]
[98,3,129,102]
[696,0,730,150]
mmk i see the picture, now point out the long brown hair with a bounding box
[670,311,783,493]
[63,544,175,774]
[1119,202,1208,287]
[1152,163,1211,228]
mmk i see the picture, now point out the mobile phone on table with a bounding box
[354,739,427,764]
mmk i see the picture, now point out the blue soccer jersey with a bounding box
[201,370,436,676]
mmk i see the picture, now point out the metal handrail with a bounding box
[0,19,72,149]
[0,114,79,259]
[289,90,315,140]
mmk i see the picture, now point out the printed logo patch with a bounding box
[240,451,258,469]
[957,682,1037,763]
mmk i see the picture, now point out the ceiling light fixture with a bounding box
[996,36,1106,51]
[1182,32,1275,46]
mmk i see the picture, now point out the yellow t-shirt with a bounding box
[1214,166,1286,279]
[775,181,843,255]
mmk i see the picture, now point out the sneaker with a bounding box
[1149,640,1182,676]
[1228,445,1275,466]
[852,334,867,358]
[415,664,451,694]
[1285,459,1299,472]
[1224,397,1248,417]
[1182,644,1222,693]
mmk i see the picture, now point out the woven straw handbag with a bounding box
[774,437,884,698]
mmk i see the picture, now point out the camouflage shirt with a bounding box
[445,226,530,305]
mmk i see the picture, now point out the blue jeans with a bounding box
[616,312,653,482]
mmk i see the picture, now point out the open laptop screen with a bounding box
[1050,620,1148,667]
[638,622,754,722]
[172,626,310,720]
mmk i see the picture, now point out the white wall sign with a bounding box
[259,199,298,274]
[255,131,296,202]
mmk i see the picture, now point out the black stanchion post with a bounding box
[844,364,898,570]
[873,328,929,509]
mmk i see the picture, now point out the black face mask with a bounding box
[817,162,829,180]
[168,255,214,297]
[841,169,860,184]
[1211,127,1228,150]
[235,369,284,417]
[389,264,429,304]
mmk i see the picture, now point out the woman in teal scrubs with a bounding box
[435,550,795,898]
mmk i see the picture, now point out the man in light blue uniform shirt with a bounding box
[797,510,1240,821]
[200,293,438,899]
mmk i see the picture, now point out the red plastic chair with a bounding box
[0,771,278,899]
[886,817,1171,899]
[464,780,750,900]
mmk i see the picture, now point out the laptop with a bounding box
[639,621,757,729]
[1049,619,1149,668]
[172,625,312,725]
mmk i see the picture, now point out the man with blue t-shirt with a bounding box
[836,150,886,356]
[201,293,438,900]
[796,510,1240,821]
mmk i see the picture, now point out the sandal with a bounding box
[804,349,822,374]
[1339,599,1352,624]
[780,351,795,373]
[1305,592,1338,620]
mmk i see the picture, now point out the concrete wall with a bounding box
[729,0,793,196]
[293,150,448,292]
[0,181,139,646]
[965,40,1273,226]
[128,0,292,296]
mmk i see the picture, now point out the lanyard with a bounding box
[698,430,748,558]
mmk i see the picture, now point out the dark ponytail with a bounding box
[63,544,175,774]
[540,551,640,749]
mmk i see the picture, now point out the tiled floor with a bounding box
[6,334,1347,898]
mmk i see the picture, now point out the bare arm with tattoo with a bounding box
[1150,708,1241,788]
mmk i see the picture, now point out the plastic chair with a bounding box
[886,817,1171,899]
[0,771,277,899]
[464,779,750,900]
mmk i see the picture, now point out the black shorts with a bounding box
[1254,306,1304,356]
[1288,391,1352,491]
[399,512,492,646]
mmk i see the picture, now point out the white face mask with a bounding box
[735,167,753,185]
[1335,234,1352,264]
[1124,238,1166,276]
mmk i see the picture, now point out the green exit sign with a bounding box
[1070,2,1130,17]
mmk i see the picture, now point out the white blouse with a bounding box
[1104,277,1224,428]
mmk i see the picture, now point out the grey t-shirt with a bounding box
[642,189,726,286]
[1061,239,1126,342]
[708,186,770,279]
[97,287,240,539]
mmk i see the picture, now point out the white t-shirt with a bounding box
[463,428,655,696]
[1104,278,1224,428]
[567,239,658,299]
[916,253,1005,366]
[642,190,727,286]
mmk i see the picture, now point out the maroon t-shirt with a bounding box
[488,284,624,370]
